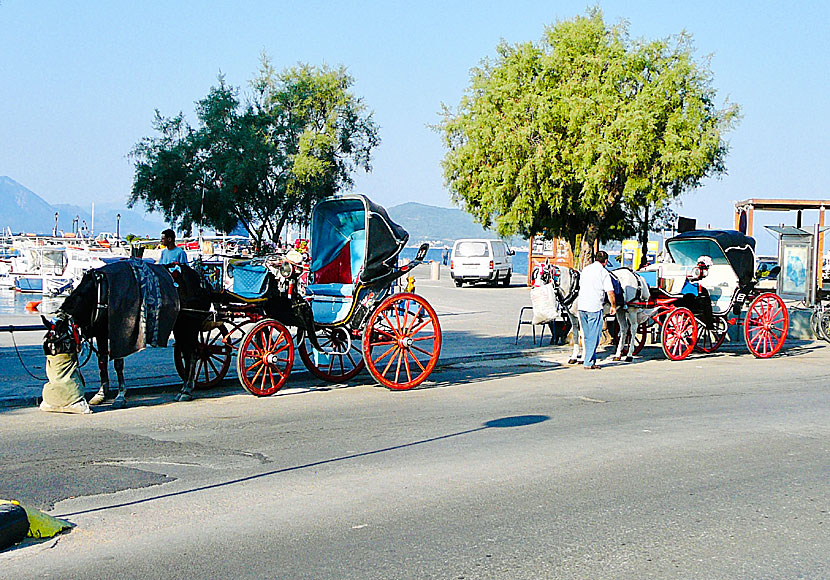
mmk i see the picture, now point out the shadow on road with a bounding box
[55,414,550,519]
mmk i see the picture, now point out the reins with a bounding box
[9,328,46,381]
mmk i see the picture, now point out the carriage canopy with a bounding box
[666,230,756,286]
[310,194,409,285]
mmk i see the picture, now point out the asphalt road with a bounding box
[1,338,828,579]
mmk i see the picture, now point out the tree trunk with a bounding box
[580,223,600,269]
[638,205,650,270]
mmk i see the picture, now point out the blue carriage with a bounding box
[184,195,443,395]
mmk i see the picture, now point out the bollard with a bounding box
[430,261,440,280]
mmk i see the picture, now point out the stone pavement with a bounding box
[0,263,820,408]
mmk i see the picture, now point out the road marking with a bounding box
[578,396,607,404]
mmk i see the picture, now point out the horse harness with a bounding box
[553,268,580,309]
[91,271,109,330]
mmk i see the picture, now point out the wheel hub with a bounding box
[398,336,413,349]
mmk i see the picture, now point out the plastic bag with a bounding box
[531,283,560,324]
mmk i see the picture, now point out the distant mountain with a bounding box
[387,202,521,247]
[0,176,62,234]
[0,177,520,245]
[0,176,165,237]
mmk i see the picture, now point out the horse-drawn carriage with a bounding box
[627,230,789,360]
[178,194,442,395]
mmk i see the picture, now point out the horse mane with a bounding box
[58,270,98,333]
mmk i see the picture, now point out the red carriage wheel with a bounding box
[660,307,698,361]
[298,326,365,382]
[694,316,728,354]
[174,324,232,389]
[744,293,788,358]
[236,319,294,396]
[362,292,442,390]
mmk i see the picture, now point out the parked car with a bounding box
[450,239,514,287]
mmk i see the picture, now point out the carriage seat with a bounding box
[228,261,270,300]
[644,264,738,315]
[305,283,355,297]
[304,284,356,324]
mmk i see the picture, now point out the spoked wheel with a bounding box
[661,307,698,361]
[818,310,830,342]
[622,323,649,357]
[236,319,294,396]
[298,326,365,382]
[175,324,233,389]
[694,316,728,354]
[362,292,442,390]
[744,293,788,358]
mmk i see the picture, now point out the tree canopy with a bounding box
[437,9,740,265]
[130,58,379,251]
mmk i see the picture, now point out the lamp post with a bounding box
[73,216,79,236]
[53,212,59,237]
[116,213,121,242]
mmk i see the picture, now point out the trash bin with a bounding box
[430,261,440,280]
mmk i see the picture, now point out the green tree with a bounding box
[130,58,379,251]
[627,202,678,268]
[438,9,739,267]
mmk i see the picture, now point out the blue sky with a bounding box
[1,1,827,252]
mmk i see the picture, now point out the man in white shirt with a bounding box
[577,250,616,369]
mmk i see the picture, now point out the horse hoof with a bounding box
[612,356,621,362]
[89,393,105,406]
[111,396,126,409]
[567,359,577,365]
[625,356,633,363]
[176,392,193,402]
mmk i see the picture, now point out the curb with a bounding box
[0,348,548,410]
[2,338,819,410]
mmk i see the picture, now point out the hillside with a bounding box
[0,177,518,245]
[0,176,165,236]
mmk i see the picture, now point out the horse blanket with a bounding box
[104,260,179,358]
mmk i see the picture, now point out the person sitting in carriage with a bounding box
[680,255,716,329]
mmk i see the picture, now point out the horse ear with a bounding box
[41,315,53,329]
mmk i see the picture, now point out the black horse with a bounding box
[55,260,211,407]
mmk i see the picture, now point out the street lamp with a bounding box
[116,213,121,242]
[53,212,59,237]
[73,215,79,235]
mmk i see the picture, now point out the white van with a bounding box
[450,239,514,287]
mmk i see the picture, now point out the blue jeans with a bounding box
[579,310,604,367]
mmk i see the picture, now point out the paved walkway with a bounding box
[0,264,820,408]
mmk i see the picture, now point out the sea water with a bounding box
[0,289,63,317]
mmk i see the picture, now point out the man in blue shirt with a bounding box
[159,229,188,265]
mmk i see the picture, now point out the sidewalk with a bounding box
[0,264,819,408]
[0,268,552,408]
